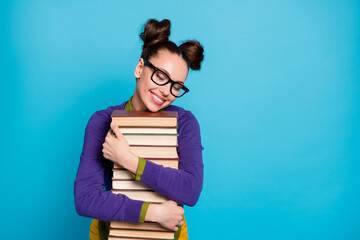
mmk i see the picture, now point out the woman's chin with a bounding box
[144,103,161,112]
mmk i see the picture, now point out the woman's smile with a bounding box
[150,91,166,106]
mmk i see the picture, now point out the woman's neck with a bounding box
[131,91,148,111]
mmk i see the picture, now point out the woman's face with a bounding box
[132,49,189,112]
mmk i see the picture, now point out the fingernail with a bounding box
[111,122,115,126]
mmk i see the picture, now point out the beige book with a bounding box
[108,229,174,239]
[148,160,178,169]
[124,134,177,146]
[110,221,171,232]
[130,146,178,159]
[112,117,177,128]
[119,127,177,135]
[111,110,178,128]
[108,237,172,240]
[112,190,167,203]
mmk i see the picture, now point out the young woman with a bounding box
[74,19,204,240]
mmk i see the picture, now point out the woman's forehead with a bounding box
[149,50,188,82]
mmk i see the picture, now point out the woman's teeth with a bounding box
[152,93,164,103]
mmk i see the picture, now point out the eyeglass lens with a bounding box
[152,70,186,97]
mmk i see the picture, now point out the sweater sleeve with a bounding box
[138,111,204,206]
[74,111,144,222]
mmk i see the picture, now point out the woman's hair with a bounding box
[140,19,204,70]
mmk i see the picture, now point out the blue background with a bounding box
[1,0,359,239]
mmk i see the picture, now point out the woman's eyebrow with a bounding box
[158,66,171,76]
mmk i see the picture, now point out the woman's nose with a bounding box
[159,84,171,97]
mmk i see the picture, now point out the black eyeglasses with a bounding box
[143,58,189,98]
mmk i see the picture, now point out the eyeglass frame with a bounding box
[143,58,190,98]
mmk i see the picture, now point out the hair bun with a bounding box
[140,19,171,47]
[179,40,204,70]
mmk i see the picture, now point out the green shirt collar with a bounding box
[124,96,133,111]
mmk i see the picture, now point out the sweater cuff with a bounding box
[139,159,161,185]
[135,157,146,181]
[139,202,150,223]
[123,199,144,223]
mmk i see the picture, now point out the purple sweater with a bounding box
[74,101,204,222]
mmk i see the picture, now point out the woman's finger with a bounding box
[110,122,121,139]
[110,122,124,140]
[103,141,110,149]
[102,149,111,157]
[103,153,110,159]
[102,147,109,154]
[167,200,177,205]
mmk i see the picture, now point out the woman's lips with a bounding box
[150,91,165,106]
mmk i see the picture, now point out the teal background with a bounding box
[1,0,359,239]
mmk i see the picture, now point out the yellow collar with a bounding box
[124,96,133,111]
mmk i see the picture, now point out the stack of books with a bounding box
[109,110,179,240]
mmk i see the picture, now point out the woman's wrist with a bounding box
[145,203,159,222]
[116,151,139,174]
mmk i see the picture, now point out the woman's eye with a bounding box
[173,84,182,92]
[156,71,167,80]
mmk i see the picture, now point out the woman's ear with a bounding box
[134,58,144,78]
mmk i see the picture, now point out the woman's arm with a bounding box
[138,111,204,206]
[74,111,143,222]
[106,111,204,206]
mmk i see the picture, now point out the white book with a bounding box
[112,180,150,190]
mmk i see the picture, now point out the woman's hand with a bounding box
[145,201,185,232]
[102,122,138,173]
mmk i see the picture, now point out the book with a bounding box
[112,190,168,203]
[129,146,178,159]
[112,180,150,190]
[108,235,175,240]
[111,110,178,128]
[110,221,171,232]
[109,229,174,239]
[112,170,134,180]
[123,134,178,146]
[119,127,177,135]
[108,237,169,240]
